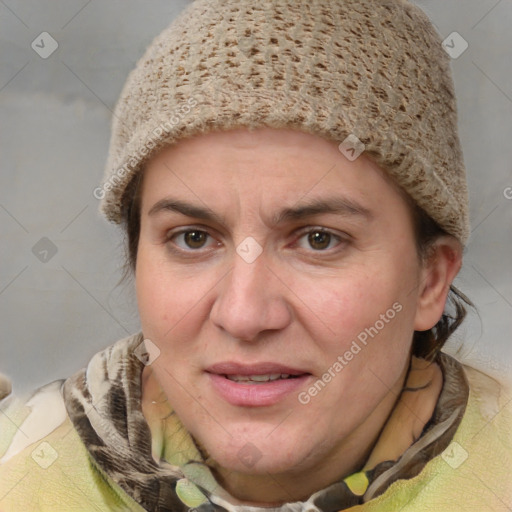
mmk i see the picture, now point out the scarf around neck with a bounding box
[62,333,469,512]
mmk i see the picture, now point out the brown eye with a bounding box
[182,230,208,249]
[307,231,332,250]
[168,229,215,251]
[294,228,347,253]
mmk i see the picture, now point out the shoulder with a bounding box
[462,362,511,415]
[0,374,144,511]
[0,379,67,463]
[428,363,512,510]
[356,362,512,511]
[459,362,512,458]
[420,363,512,510]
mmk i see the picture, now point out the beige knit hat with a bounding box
[98,0,470,246]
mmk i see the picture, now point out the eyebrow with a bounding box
[148,196,373,226]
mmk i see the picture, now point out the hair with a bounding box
[119,163,474,363]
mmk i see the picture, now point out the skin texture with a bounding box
[136,127,462,506]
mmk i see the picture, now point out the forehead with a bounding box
[142,127,388,185]
[138,127,414,223]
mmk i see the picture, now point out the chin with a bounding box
[195,426,312,475]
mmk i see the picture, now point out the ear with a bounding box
[413,236,463,332]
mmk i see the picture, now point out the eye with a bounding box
[167,229,217,251]
[295,228,346,252]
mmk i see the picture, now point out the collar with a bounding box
[62,333,469,511]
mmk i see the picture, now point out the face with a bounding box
[135,127,438,498]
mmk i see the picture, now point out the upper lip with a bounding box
[206,362,310,376]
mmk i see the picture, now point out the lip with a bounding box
[206,361,312,407]
[206,361,308,376]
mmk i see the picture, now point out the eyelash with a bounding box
[164,226,349,257]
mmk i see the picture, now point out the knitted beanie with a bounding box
[99,0,470,246]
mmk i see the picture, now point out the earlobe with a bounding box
[413,237,463,332]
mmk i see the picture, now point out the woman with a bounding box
[0,0,510,510]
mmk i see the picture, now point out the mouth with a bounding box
[223,373,301,384]
[206,362,312,406]
[206,361,309,381]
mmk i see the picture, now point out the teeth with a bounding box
[226,373,292,383]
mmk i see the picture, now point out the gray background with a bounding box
[0,1,511,397]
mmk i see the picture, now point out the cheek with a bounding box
[135,245,218,344]
[135,247,186,336]
[297,267,404,339]
[296,260,418,381]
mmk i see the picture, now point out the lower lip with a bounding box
[207,373,310,407]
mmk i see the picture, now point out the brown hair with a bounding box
[119,171,474,362]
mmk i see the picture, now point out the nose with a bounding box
[209,249,293,342]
